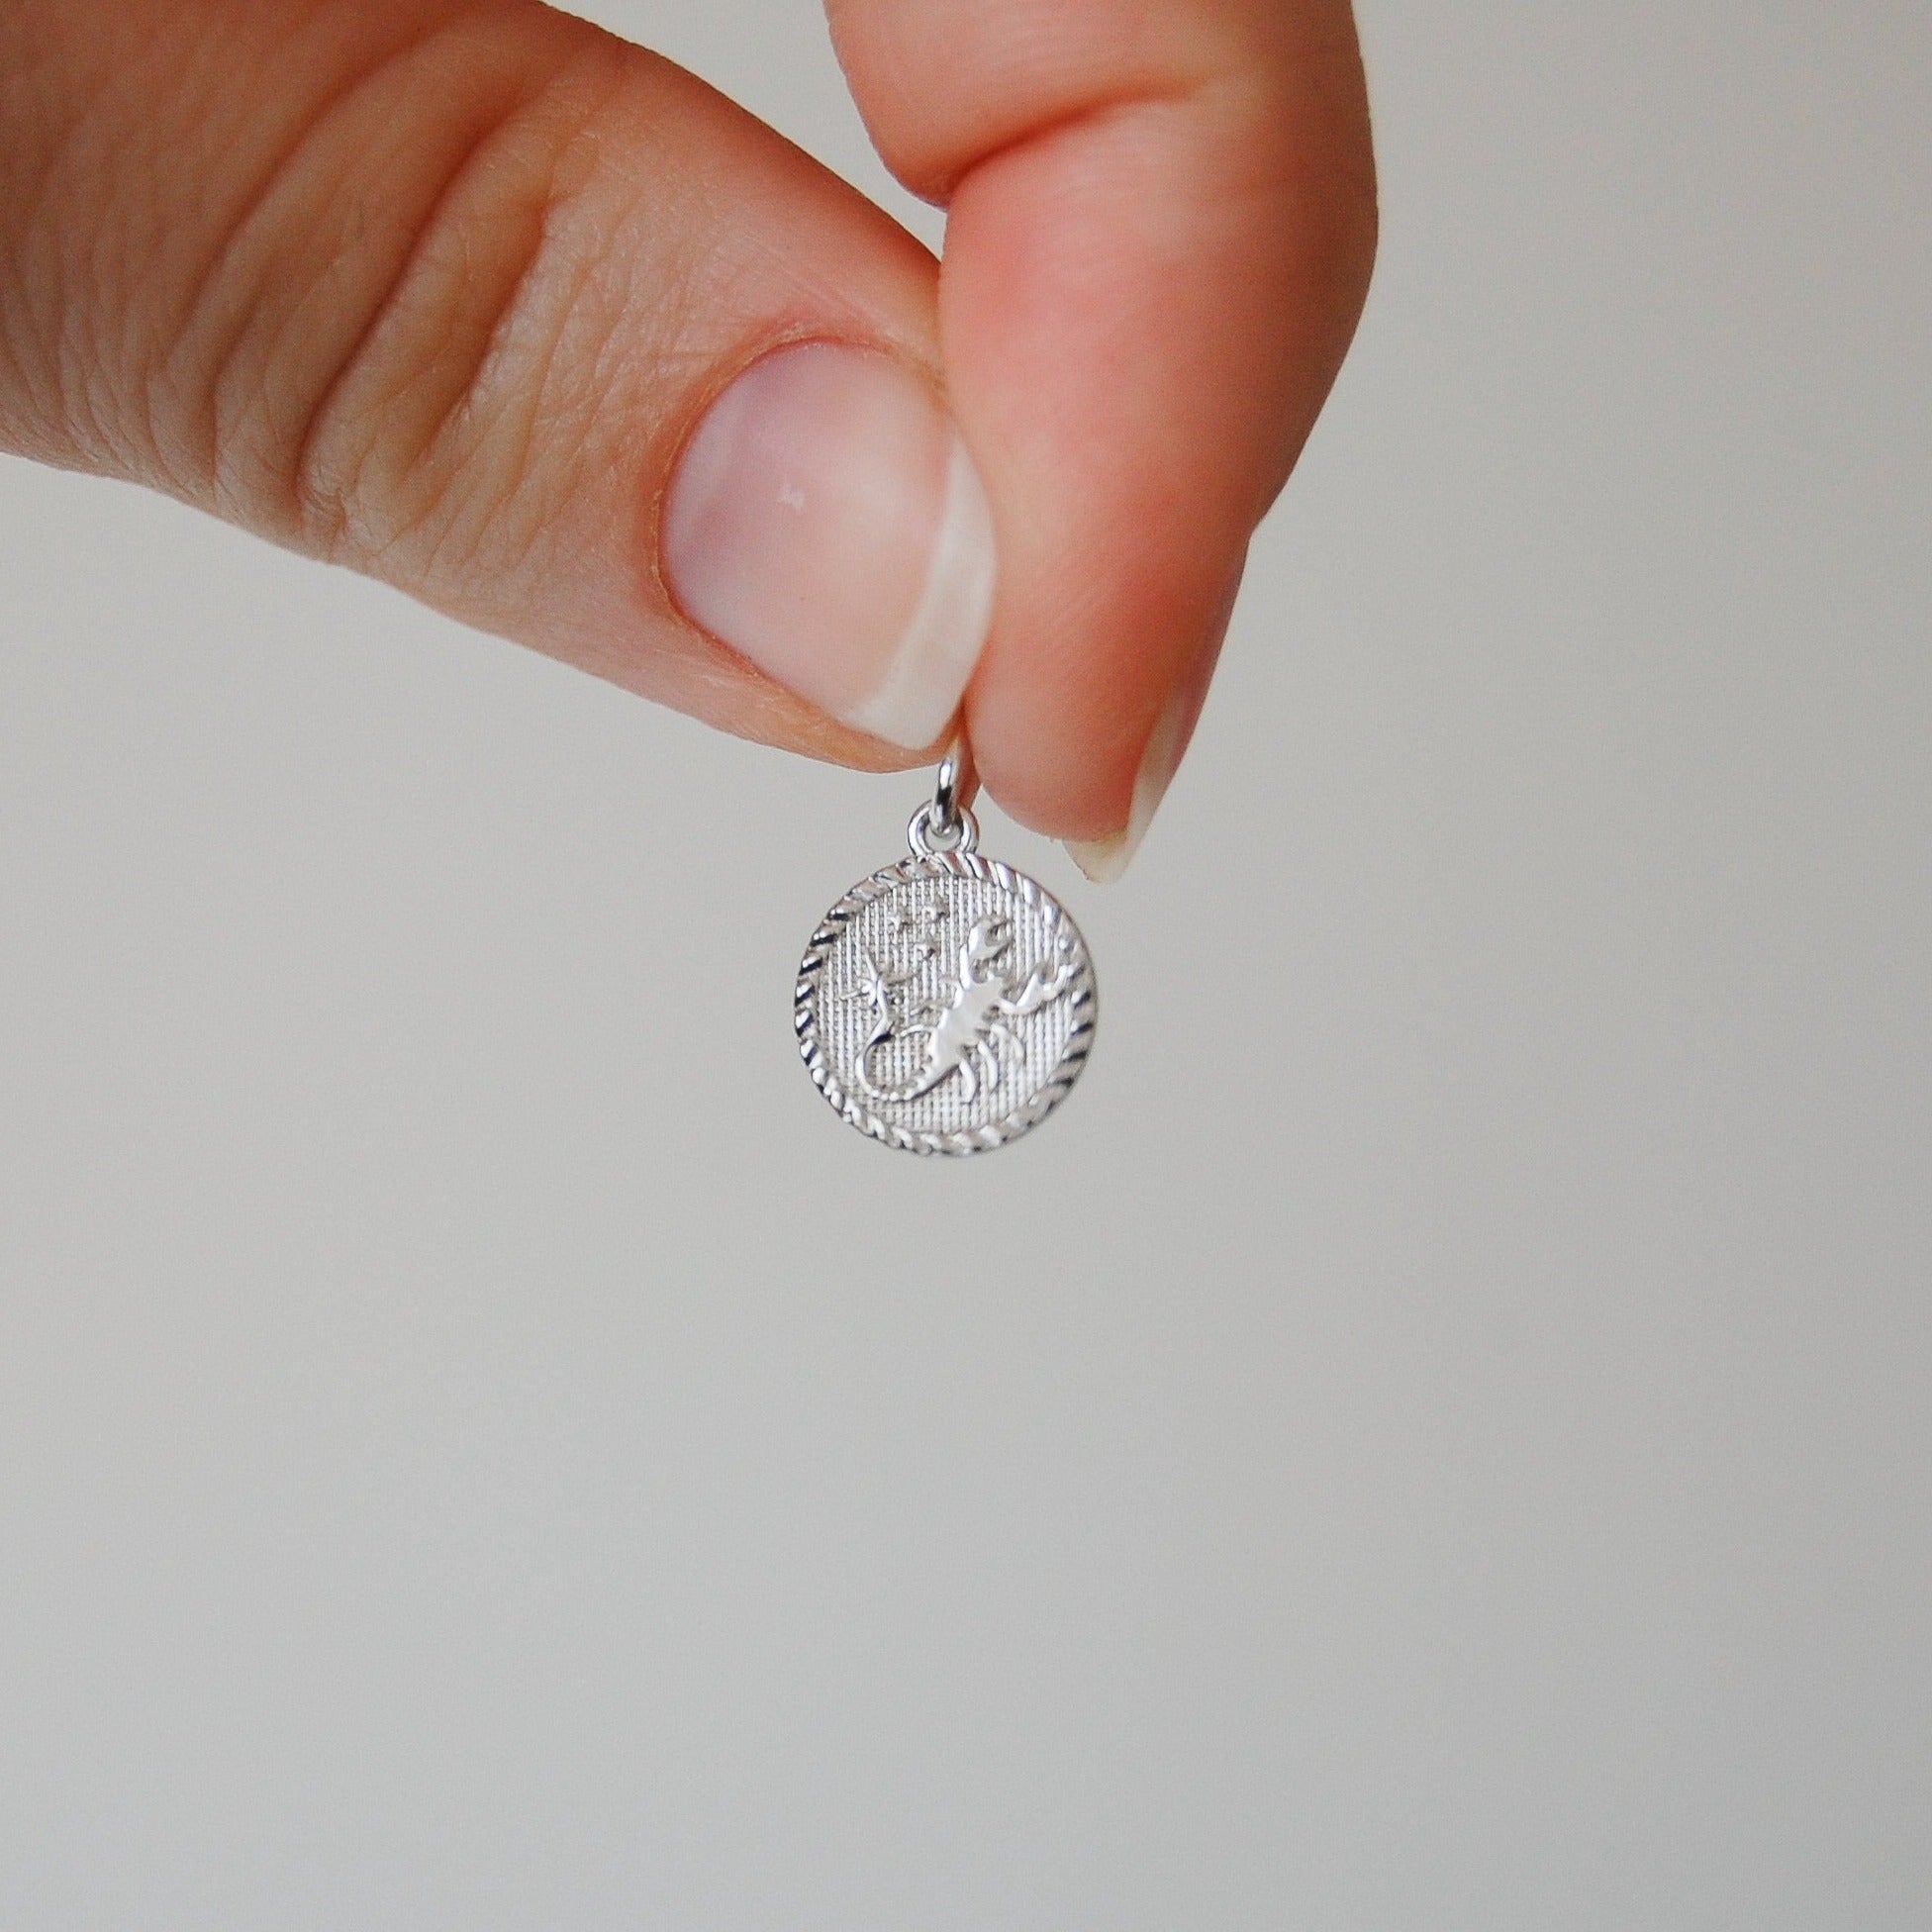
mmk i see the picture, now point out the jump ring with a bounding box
[908,800,979,858]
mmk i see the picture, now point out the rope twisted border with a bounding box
[795,851,1099,1156]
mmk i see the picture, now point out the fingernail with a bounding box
[1063,572,1238,885]
[1062,682,1195,884]
[661,340,997,749]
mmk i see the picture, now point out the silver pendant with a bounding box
[796,745,1098,1155]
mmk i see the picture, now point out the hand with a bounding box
[0,0,1375,875]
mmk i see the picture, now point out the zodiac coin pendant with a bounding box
[795,750,1098,1156]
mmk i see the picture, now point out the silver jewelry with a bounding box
[796,742,1098,1155]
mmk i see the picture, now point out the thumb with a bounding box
[0,0,979,768]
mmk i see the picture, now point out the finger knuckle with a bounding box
[290,35,630,587]
[161,6,644,593]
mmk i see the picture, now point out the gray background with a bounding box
[1,1,1927,1925]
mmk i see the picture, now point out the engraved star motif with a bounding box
[888,897,946,962]
[841,944,918,1050]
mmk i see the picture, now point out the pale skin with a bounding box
[0,0,1376,851]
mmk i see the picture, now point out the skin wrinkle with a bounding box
[0,37,89,426]
[190,79,515,518]
[103,9,434,485]
[407,125,686,600]
[829,0,1309,198]
[0,33,129,458]
[293,117,559,563]
[27,108,141,476]
[894,81,1204,206]
[240,37,596,544]
[381,197,607,595]
[452,94,648,485]
[64,218,140,476]
[302,53,633,578]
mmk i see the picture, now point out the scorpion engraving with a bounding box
[851,911,1080,1108]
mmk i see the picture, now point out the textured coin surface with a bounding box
[796,851,1098,1155]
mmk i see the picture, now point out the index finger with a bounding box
[828,0,1377,871]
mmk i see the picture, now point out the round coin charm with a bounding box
[796,764,1097,1156]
